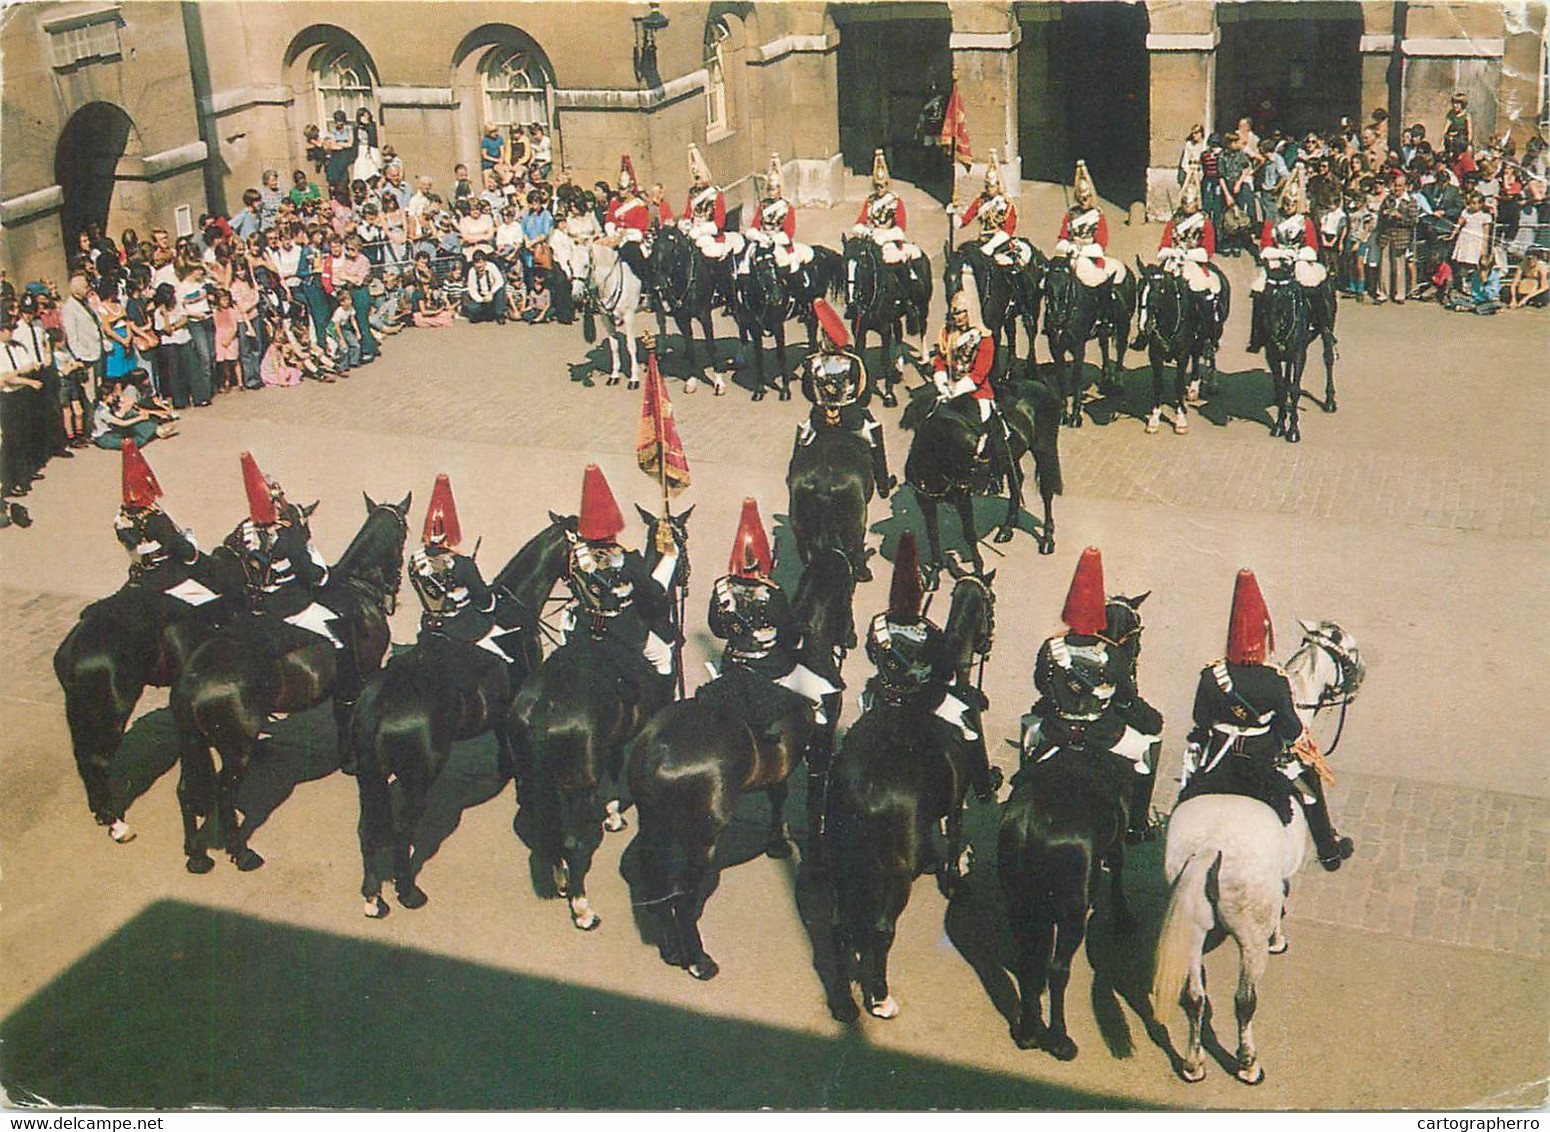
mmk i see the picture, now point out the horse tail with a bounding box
[827,766,915,948]
[1149,848,1220,1034]
[527,701,591,893]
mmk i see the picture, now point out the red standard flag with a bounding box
[636,349,690,496]
[939,82,972,167]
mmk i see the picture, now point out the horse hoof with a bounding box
[712,380,727,397]
[1013,1022,1046,1051]
[752,388,765,402]
[186,854,215,875]
[867,995,900,1020]
[1236,1061,1265,1086]
[1045,1034,1078,1062]
[882,393,898,409]
[766,837,793,859]
[829,994,861,1024]
[1173,416,1189,435]
[603,814,628,834]
[1039,538,1056,556]
[1286,427,1301,444]
[1144,414,1160,435]
[683,377,700,394]
[572,910,602,932]
[993,526,1015,545]
[855,564,873,583]
[688,956,720,981]
[108,820,136,844]
[1269,933,1289,955]
[778,386,792,402]
[395,883,429,910]
[364,895,390,919]
[1070,412,1083,429]
[1269,421,1283,438]
[627,379,641,391]
[233,848,265,872]
[606,376,621,387]
[1324,398,1338,414]
[1180,1061,1207,1084]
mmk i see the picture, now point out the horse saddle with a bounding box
[695,665,805,743]
[1178,755,1295,825]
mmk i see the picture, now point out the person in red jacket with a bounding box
[1247,167,1337,355]
[931,292,1014,483]
[602,154,652,282]
[681,143,743,261]
[1055,160,1127,289]
[1137,167,1225,342]
[953,149,1033,269]
[743,152,813,276]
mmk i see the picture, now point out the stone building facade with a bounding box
[3,1,1545,281]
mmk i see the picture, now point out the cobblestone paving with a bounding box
[0,586,85,706]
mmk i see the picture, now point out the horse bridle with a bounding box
[348,502,410,617]
[1294,633,1364,755]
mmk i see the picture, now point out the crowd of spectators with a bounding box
[1180,94,1550,313]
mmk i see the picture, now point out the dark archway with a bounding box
[1019,2,1149,206]
[1215,2,1363,138]
[833,4,953,192]
[55,102,135,251]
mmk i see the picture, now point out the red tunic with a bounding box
[1057,211,1110,250]
[857,197,907,231]
[683,188,727,233]
[932,333,996,399]
[605,196,651,236]
[750,202,797,239]
[1159,216,1216,258]
[1259,217,1319,251]
[959,196,1018,235]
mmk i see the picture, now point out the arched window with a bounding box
[705,20,730,133]
[483,46,551,130]
[312,45,375,123]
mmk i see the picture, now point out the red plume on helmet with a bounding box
[888,532,925,619]
[1226,568,1275,665]
[240,451,277,526]
[422,473,461,547]
[578,464,625,543]
[729,497,772,578]
[1061,546,1107,636]
[813,298,849,349]
[120,439,162,510]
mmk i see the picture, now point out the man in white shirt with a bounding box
[462,249,507,324]
[60,274,104,399]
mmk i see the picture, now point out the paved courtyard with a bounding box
[1,184,1546,1110]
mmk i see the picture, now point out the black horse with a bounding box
[824,573,997,1021]
[53,514,245,843]
[651,225,729,391]
[787,427,875,583]
[944,244,1045,372]
[508,506,691,932]
[996,592,1157,1061]
[901,376,1063,585]
[351,514,576,918]
[626,544,854,980]
[841,235,931,407]
[170,494,411,874]
[1042,256,1135,428]
[729,243,842,401]
[1133,259,1231,435]
[1262,267,1338,444]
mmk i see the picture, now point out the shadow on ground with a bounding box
[0,899,1154,1110]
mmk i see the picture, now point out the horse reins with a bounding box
[1294,637,1362,757]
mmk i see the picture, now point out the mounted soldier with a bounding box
[930,292,1015,492]
[863,533,999,802]
[407,473,519,661]
[743,152,814,278]
[796,298,895,497]
[1247,166,1338,357]
[852,148,931,298]
[224,451,342,651]
[680,143,743,263]
[1019,546,1160,836]
[603,154,652,284]
[1137,166,1225,345]
[1055,160,1128,292]
[563,464,680,693]
[1178,569,1355,871]
[706,498,838,728]
[114,439,208,603]
[954,148,1034,271]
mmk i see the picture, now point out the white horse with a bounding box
[559,234,644,389]
[1150,619,1364,1086]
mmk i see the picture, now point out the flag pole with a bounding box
[642,328,685,700]
[947,72,959,255]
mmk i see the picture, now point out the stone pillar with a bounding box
[749,11,843,206]
[1359,1,1401,134]
[949,1,1021,195]
[1144,1,1219,219]
[1400,1,1509,140]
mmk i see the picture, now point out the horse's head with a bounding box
[1101,590,1149,677]
[347,492,413,614]
[943,571,997,679]
[635,502,693,594]
[1294,618,1365,708]
[492,511,578,612]
[792,545,858,657]
[841,235,882,315]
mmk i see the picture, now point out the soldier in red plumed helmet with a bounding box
[708,498,837,725]
[863,532,999,802]
[113,439,202,596]
[408,474,515,658]
[563,464,679,687]
[1179,569,1354,871]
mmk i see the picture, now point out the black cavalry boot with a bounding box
[1299,774,1354,870]
[1246,291,1267,353]
[969,732,1003,803]
[1126,749,1159,842]
[870,432,897,498]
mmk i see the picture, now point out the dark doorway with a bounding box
[834,5,953,194]
[1019,2,1150,206]
[56,102,135,250]
[1215,3,1362,139]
